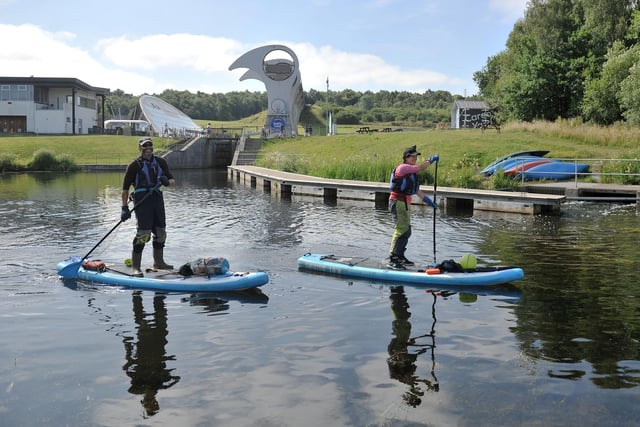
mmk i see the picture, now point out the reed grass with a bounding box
[257,121,640,188]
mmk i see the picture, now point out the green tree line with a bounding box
[105,88,459,128]
[474,0,640,125]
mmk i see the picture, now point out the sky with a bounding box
[0,0,528,97]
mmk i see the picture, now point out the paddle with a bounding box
[432,161,438,266]
[57,183,161,278]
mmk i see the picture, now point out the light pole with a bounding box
[325,76,329,136]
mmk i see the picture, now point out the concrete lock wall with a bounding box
[162,136,236,169]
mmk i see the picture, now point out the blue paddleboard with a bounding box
[297,253,524,287]
[57,257,269,292]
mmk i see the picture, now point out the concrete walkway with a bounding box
[520,181,640,203]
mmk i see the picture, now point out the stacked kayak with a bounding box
[480,150,550,176]
[522,162,591,180]
[56,257,269,292]
[297,253,524,287]
[481,150,590,180]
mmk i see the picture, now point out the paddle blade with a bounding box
[56,256,83,279]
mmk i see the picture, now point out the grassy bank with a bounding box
[2,120,639,187]
[256,120,640,187]
[0,135,178,171]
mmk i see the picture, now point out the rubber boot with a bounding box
[131,251,144,277]
[153,248,173,270]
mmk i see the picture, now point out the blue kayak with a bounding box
[520,161,590,180]
[486,156,557,176]
[56,257,269,292]
[297,253,524,287]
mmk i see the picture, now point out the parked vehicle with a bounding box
[104,119,150,136]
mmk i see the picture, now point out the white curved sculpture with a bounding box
[137,95,201,137]
[229,45,305,137]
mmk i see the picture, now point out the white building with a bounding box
[0,77,109,135]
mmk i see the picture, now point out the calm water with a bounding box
[0,169,638,427]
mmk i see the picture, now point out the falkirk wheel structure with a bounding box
[229,45,305,137]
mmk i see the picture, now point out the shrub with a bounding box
[334,109,361,125]
[491,171,522,190]
[0,153,20,172]
[452,152,482,171]
[29,149,57,170]
[442,153,483,188]
[601,156,640,184]
[28,149,80,172]
[453,168,483,188]
[56,154,81,172]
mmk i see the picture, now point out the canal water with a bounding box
[0,169,638,426]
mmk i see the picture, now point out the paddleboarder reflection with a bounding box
[387,286,452,407]
[122,292,180,417]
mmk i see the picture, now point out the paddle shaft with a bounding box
[432,161,438,266]
[79,183,161,261]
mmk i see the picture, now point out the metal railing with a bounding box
[510,157,640,186]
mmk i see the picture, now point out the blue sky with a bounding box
[0,0,527,96]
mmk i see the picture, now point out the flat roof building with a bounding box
[0,76,109,135]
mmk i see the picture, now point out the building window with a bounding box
[34,86,49,104]
[0,85,9,101]
[77,96,97,109]
[0,84,32,101]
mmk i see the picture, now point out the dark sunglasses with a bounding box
[140,141,153,148]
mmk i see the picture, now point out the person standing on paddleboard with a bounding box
[388,145,439,270]
[121,137,175,277]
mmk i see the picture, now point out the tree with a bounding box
[357,92,375,111]
[104,89,138,119]
[502,0,588,120]
[475,0,640,123]
[618,48,640,124]
[105,85,461,125]
[582,0,638,47]
[581,41,640,124]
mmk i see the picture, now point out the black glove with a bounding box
[121,205,131,222]
[159,176,170,186]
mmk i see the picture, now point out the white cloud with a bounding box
[0,24,162,93]
[1,23,468,95]
[97,34,245,73]
[283,42,466,92]
[489,0,528,22]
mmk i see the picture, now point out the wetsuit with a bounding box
[122,155,174,254]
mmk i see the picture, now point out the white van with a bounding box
[104,119,150,136]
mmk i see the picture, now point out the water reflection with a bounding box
[62,278,269,417]
[181,288,270,313]
[121,292,180,417]
[512,285,640,389]
[387,287,452,407]
[506,206,640,389]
